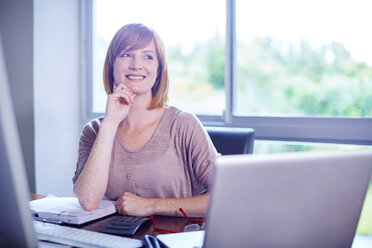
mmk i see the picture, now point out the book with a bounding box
[29,194,116,225]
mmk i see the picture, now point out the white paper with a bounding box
[157,230,205,248]
[29,195,116,224]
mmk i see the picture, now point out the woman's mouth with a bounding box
[126,74,146,80]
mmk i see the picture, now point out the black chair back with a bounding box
[206,126,255,155]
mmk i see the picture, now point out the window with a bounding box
[236,0,372,118]
[84,0,372,144]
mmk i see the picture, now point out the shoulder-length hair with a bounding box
[103,23,169,109]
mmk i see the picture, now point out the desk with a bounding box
[30,194,201,241]
[31,194,372,247]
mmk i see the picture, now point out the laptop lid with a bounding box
[203,151,372,248]
[0,32,40,248]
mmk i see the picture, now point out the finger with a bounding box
[118,92,135,105]
[116,204,121,215]
[117,94,133,105]
[115,83,135,98]
[114,86,136,104]
[112,81,126,92]
[115,200,120,212]
[110,92,133,105]
[114,83,130,93]
[117,203,128,216]
[118,203,126,215]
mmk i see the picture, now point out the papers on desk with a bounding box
[157,231,372,248]
[29,195,116,225]
[352,234,372,248]
[157,230,205,248]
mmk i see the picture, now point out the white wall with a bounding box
[34,0,81,196]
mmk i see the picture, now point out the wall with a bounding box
[0,0,35,192]
[34,0,81,196]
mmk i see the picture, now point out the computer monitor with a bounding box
[0,33,38,248]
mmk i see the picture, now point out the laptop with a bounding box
[158,151,372,248]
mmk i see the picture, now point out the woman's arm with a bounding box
[74,119,119,211]
[116,192,209,217]
[74,84,135,211]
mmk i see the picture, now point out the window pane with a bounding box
[236,0,372,117]
[92,0,225,115]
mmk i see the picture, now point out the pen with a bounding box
[33,216,63,225]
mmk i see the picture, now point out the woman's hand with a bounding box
[104,82,136,125]
[116,192,154,217]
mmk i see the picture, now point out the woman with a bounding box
[73,23,219,217]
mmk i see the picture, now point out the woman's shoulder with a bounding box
[165,105,200,125]
[164,105,204,133]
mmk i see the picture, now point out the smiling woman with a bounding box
[103,24,168,110]
[73,23,220,217]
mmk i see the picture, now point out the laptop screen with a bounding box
[203,151,372,248]
[0,34,38,248]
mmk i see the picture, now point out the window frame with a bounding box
[82,0,372,146]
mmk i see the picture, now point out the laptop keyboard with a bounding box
[98,215,151,236]
[34,221,142,248]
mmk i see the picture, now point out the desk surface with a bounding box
[31,194,372,248]
[30,194,201,241]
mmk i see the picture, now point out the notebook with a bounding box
[158,151,372,248]
[30,195,116,225]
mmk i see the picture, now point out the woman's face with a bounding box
[113,40,159,95]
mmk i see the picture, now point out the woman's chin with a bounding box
[131,87,153,96]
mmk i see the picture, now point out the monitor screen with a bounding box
[0,33,37,248]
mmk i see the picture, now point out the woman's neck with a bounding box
[121,103,165,130]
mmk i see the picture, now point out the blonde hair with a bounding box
[103,23,169,109]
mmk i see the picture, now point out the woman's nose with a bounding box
[129,57,142,70]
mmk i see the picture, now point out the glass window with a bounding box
[236,0,372,117]
[92,0,226,115]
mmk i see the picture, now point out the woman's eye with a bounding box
[144,54,154,60]
[120,52,131,58]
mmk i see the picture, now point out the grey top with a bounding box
[73,106,219,200]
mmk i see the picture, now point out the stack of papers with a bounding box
[29,195,116,225]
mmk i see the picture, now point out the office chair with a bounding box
[206,126,255,155]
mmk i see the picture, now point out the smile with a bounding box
[126,75,146,80]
